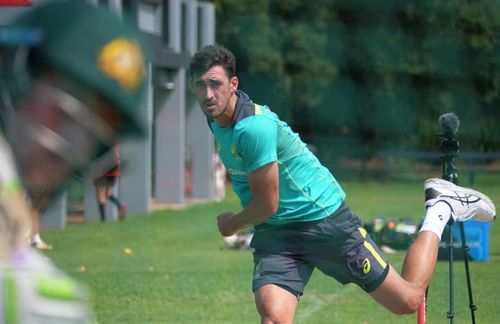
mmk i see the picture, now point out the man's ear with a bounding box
[230,76,239,92]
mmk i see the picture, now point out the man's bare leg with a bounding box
[371,178,495,314]
[255,284,298,324]
[370,231,440,314]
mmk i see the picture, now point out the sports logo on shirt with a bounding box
[230,144,238,155]
[227,168,247,176]
[230,144,243,162]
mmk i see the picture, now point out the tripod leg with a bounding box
[447,221,455,323]
[458,221,477,324]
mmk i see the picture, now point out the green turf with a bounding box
[43,176,500,323]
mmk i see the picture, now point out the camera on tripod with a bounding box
[435,112,482,324]
[438,113,460,184]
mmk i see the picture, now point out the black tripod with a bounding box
[439,129,477,324]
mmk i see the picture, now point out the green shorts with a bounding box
[251,203,389,297]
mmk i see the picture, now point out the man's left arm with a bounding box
[217,161,278,236]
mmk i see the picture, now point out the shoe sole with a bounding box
[425,178,496,221]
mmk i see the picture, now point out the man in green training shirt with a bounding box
[189,44,495,323]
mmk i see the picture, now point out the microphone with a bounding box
[438,112,460,137]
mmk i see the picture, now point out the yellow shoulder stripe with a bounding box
[254,104,263,115]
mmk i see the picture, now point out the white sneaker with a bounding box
[424,178,496,222]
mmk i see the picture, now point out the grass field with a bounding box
[43,175,500,323]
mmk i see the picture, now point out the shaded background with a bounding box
[211,0,500,180]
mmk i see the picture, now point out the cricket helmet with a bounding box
[1,0,149,135]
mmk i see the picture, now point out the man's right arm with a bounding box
[216,161,278,236]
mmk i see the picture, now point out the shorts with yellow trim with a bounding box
[251,203,390,296]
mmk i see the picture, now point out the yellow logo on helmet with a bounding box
[98,38,145,92]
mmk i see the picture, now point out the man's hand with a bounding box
[217,212,238,237]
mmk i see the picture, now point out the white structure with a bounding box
[88,0,217,222]
[0,0,217,227]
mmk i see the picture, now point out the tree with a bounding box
[212,0,500,171]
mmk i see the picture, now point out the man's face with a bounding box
[191,65,238,126]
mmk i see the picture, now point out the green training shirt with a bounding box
[209,91,345,225]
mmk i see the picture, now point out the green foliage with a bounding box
[212,0,500,158]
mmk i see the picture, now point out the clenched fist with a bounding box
[217,212,238,237]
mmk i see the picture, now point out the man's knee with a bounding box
[384,294,422,314]
[258,306,294,324]
[256,297,295,324]
[370,268,425,315]
[255,284,297,324]
[259,312,290,324]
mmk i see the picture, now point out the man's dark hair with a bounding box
[189,44,236,79]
